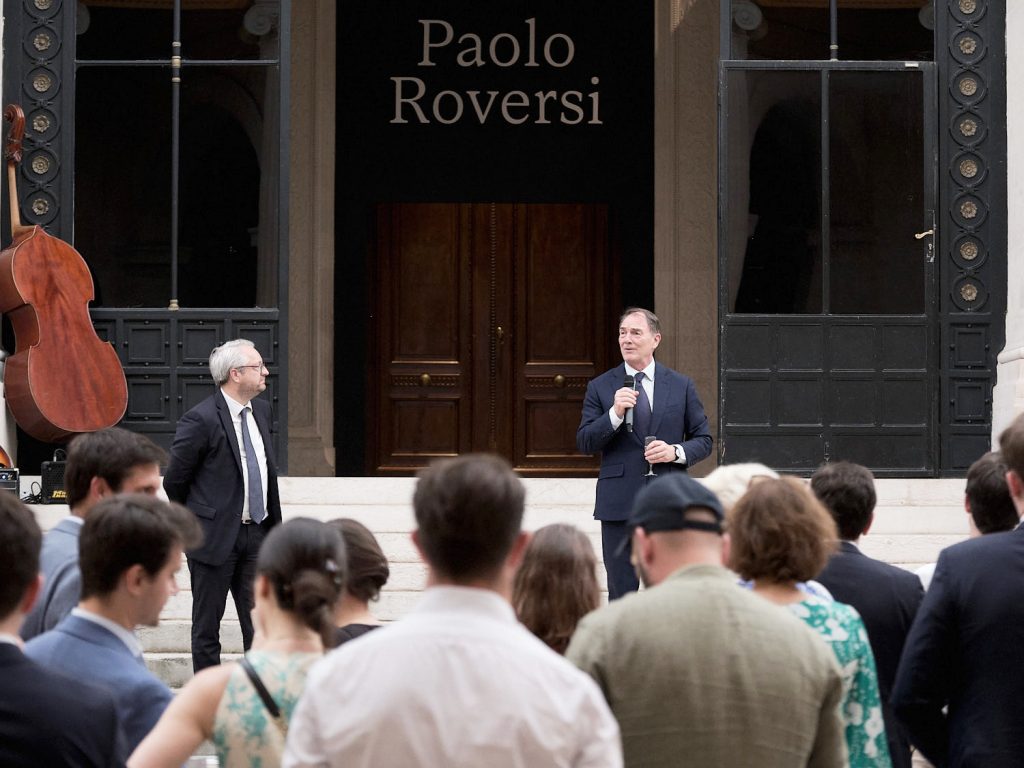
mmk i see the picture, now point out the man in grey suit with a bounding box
[567,474,847,768]
[26,494,201,753]
[20,428,165,641]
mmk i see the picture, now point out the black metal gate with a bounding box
[718,61,938,475]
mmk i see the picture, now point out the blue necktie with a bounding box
[634,372,652,437]
[241,407,266,524]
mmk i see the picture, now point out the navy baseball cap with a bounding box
[615,474,725,556]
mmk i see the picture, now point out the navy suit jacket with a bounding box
[24,614,171,754]
[0,642,125,767]
[20,517,82,640]
[892,527,1024,768]
[163,391,282,566]
[816,541,923,768]
[577,362,712,521]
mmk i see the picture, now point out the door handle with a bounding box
[914,229,934,240]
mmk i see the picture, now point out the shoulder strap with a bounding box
[239,655,288,734]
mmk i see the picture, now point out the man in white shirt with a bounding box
[20,427,165,641]
[285,453,623,768]
[25,494,201,753]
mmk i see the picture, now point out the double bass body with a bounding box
[1,104,127,442]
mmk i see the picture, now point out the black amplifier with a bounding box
[41,460,66,504]
[0,467,18,495]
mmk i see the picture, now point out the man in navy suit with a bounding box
[577,308,712,598]
[164,338,282,671]
[25,494,200,754]
[20,427,165,641]
[893,413,1024,767]
[0,490,126,768]
[812,461,923,768]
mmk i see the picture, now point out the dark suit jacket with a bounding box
[892,528,1024,768]
[577,362,712,521]
[164,391,282,566]
[816,540,924,768]
[24,614,172,754]
[0,642,125,767]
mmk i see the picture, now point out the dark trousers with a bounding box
[602,520,640,599]
[188,521,267,671]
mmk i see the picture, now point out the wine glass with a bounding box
[644,435,657,477]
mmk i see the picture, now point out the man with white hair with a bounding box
[164,338,282,671]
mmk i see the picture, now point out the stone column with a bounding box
[993,2,1024,438]
[287,0,336,475]
[654,0,719,476]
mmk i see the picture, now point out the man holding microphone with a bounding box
[577,308,713,598]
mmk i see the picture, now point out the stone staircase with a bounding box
[29,476,971,690]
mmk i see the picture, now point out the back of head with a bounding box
[1000,413,1024,485]
[413,453,525,582]
[809,461,876,541]
[65,427,167,509]
[79,494,202,600]
[0,493,41,620]
[701,463,780,511]
[965,451,1018,533]
[512,524,600,654]
[729,477,837,583]
[326,518,389,603]
[259,518,347,648]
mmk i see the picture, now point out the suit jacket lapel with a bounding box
[650,362,672,435]
[215,394,244,476]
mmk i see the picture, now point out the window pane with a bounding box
[77,2,265,61]
[76,65,271,308]
[727,70,822,314]
[838,2,934,61]
[828,71,925,314]
[729,1,932,62]
[732,1,829,61]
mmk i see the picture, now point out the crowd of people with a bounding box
[2,420,1022,766]
[3,323,1024,767]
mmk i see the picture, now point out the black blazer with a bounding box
[816,541,924,768]
[164,392,282,565]
[893,527,1024,767]
[0,643,125,767]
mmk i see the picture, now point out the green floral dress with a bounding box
[212,650,320,768]
[788,596,892,768]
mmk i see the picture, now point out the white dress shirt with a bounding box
[221,390,269,522]
[284,586,622,768]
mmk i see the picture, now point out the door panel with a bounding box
[720,65,937,475]
[373,202,612,475]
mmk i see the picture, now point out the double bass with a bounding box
[0,104,127,442]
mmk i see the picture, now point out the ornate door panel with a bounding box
[373,202,612,475]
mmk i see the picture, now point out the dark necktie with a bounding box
[634,371,652,436]
[241,406,266,524]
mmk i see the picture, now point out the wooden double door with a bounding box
[371,202,616,475]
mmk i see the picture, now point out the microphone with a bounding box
[624,375,635,432]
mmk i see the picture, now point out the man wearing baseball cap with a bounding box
[566,473,847,768]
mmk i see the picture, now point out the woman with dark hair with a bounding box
[128,518,346,768]
[327,518,390,645]
[728,477,892,768]
[512,523,601,655]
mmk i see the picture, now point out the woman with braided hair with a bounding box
[129,517,346,768]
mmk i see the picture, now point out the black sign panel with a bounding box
[337,0,654,203]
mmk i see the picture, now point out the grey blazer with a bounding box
[20,517,83,640]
